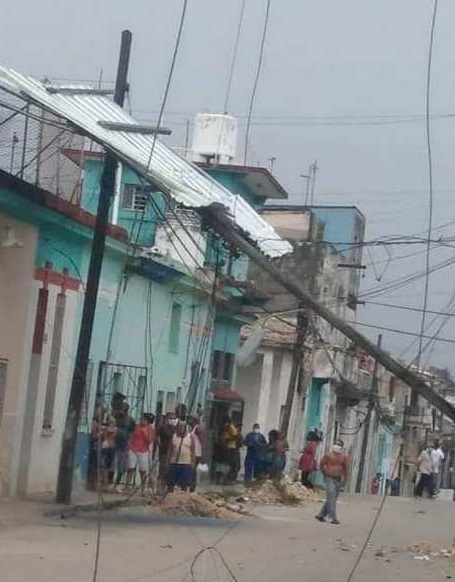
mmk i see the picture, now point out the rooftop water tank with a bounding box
[191,113,237,164]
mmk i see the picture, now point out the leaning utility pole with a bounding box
[56,30,132,504]
[204,207,455,422]
[280,307,309,438]
[355,334,382,494]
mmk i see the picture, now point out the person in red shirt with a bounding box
[299,436,317,489]
[315,439,349,524]
[125,415,154,495]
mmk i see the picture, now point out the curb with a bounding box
[44,496,149,518]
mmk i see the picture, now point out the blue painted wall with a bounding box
[82,161,165,247]
[213,317,242,354]
[205,169,264,209]
[311,206,365,256]
[0,179,213,420]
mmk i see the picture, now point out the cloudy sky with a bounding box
[2,0,455,371]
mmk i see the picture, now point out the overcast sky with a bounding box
[2,0,455,372]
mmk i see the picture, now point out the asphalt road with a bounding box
[0,494,453,582]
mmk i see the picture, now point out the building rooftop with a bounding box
[196,163,288,200]
[0,66,291,258]
[0,168,128,242]
[263,204,365,220]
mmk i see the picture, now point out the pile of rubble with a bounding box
[280,478,324,504]
[406,541,455,561]
[243,479,323,506]
[148,478,323,518]
[151,490,243,519]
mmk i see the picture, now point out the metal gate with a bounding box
[96,361,148,420]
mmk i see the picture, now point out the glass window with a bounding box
[212,351,234,382]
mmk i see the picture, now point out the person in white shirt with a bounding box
[415,447,433,498]
[189,416,203,492]
[430,440,444,495]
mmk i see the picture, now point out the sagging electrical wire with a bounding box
[223,0,247,113]
[417,0,440,366]
[90,5,191,579]
[243,0,272,164]
[342,446,403,582]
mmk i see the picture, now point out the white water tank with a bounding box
[191,113,237,164]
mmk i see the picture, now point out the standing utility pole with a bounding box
[280,307,309,438]
[355,334,382,494]
[301,161,317,206]
[56,30,132,504]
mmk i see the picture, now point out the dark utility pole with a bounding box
[280,307,308,438]
[355,334,382,494]
[56,30,132,504]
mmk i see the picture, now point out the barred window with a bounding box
[122,184,150,212]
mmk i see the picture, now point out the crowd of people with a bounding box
[90,398,300,496]
[89,394,203,495]
[212,419,290,484]
[90,395,449,514]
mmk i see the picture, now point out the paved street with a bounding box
[0,494,453,582]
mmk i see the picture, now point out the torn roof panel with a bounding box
[0,66,292,258]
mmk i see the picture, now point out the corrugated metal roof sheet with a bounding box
[0,66,292,258]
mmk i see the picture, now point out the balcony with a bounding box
[378,396,395,420]
[403,406,431,428]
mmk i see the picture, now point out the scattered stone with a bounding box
[150,490,241,519]
[242,479,323,506]
[406,541,455,562]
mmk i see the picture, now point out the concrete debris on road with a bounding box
[150,490,244,519]
[147,479,323,518]
[280,478,324,504]
[243,479,323,506]
[406,542,455,561]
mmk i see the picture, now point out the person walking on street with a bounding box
[430,440,444,495]
[244,423,267,482]
[414,446,433,498]
[299,434,317,489]
[316,439,348,524]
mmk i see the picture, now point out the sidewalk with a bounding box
[0,489,149,527]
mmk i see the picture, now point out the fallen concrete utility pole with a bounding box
[206,207,455,422]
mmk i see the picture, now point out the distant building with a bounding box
[235,205,367,481]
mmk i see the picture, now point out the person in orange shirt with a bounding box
[315,439,349,525]
[125,415,154,495]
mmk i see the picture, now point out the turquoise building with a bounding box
[0,146,287,496]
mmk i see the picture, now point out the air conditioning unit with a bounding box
[141,245,162,258]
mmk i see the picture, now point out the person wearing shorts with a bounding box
[125,416,154,495]
[167,422,195,492]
